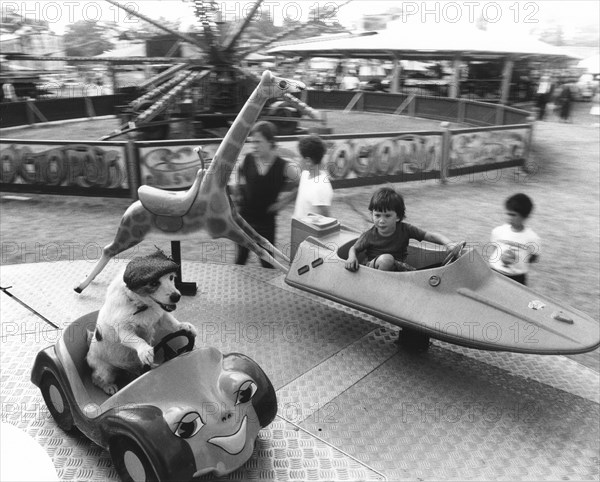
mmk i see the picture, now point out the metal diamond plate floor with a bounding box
[1,260,598,481]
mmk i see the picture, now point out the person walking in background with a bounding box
[231,121,296,268]
[535,74,554,121]
[590,86,600,128]
[557,79,574,123]
[335,61,344,90]
[488,193,541,285]
[292,134,333,219]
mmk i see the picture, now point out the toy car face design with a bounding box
[31,312,277,481]
[107,347,269,477]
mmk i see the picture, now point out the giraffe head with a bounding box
[256,70,306,100]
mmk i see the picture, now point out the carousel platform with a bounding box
[1,259,599,481]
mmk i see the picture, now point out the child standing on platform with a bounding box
[489,193,541,285]
[292,134,333,219]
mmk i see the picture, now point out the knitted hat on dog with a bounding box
[123,250,179,290]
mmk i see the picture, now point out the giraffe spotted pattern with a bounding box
[75,71,306,293]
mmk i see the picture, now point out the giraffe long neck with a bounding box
[206,84,270,188]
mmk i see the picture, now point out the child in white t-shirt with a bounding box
[292,135,333,219]
[489,193,541,285]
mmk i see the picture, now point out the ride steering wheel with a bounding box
[153,330,195,363]
[442,241,467,266]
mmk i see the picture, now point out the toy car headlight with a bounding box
[164,408,205,439]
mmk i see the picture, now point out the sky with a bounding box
[2,0,599,36]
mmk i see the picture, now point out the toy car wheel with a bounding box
[110,437,159,482]
[40,373,74,432]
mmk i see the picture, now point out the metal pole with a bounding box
[171,241,197,296]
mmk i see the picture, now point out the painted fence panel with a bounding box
[0,91,532,197]
[449,128,529,169]
[134,132,445,191]
[0,140,131,197]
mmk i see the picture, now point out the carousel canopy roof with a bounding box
[96,43,146,58]
[578,54,600,74]
[267,22,579,62]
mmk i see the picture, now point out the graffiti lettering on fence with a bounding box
[139,136,443,188]
[325,135,441,180]
[449,130,526,167]
[0,144,126,188]
[139,135,443,189]
[1,130,526,192]
[137,130,524,189]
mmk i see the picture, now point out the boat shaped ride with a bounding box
[285,215,600,355]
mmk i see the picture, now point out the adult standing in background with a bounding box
[535,74,554,121]
[557,79,574,123]
[231,121,296,268]
[590,86,600,127]
[335,61,344,90]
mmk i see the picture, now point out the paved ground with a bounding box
[2,259,598,481]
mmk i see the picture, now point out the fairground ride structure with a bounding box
[6,0,352,139]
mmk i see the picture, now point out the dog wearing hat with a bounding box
[87,249,198,395]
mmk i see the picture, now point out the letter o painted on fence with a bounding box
[18,148,40,183]
[372,139,399,174]
[82,151,106,186]
[326,142,354,180]
[0,148,19,183]
[352,142,372,177]
[44,149,66,186]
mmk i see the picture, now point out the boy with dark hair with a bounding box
[292,134,333,219]
[489,193,541,285]
[345,187,461,272]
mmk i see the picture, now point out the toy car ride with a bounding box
[31,311,277,482]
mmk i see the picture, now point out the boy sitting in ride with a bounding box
[345,187,462,272]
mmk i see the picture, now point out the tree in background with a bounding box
[63,21,114,57]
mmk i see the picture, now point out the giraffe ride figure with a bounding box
[75,71,305,293]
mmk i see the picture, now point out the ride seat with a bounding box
[138,170,204,217]
[58,312,113,406]
[336,240,353,260]
[337,242,447,270]
[336,240,369,264]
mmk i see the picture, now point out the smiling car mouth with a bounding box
[208,416,248,455]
